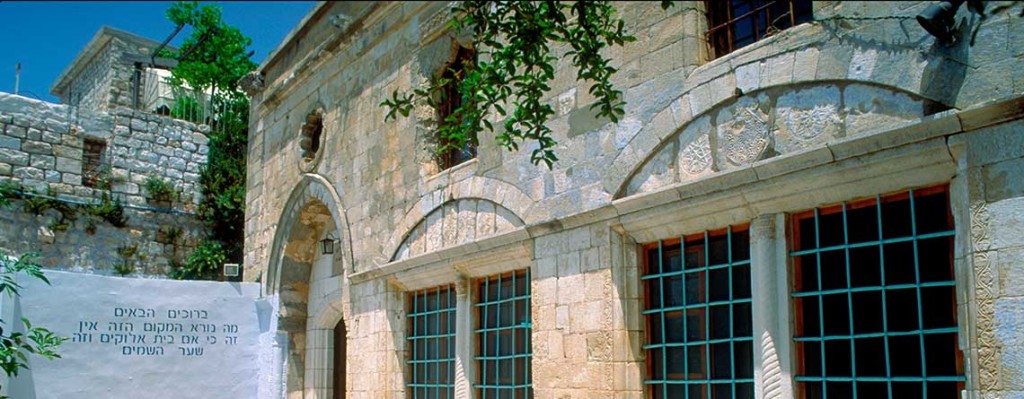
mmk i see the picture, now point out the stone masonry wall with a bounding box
[245,1,1024,398]
[58,36,146,114]
[0,92,209,276]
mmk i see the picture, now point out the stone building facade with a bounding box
[50,26,175,116]
[243,1,1024,398]
[0,27,208,276]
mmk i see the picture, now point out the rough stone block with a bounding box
[29,154,55,169]
[7,125,27,138]
[0,136,19,150]
[989,197,1024,249]
[22,140,53,155]
[842,83,923,137]
[999,248,1024,298]
[55,157,82,173]
[0,148,28,166]
[52,145,81,160]
[984,157,1024,202]
[0,162,10,176]
[557,252,581,277]
[192,133,209,145]
[13,166,43,181]
[26,128,41,140]
[58,172,82,185]
[41,130,61,144]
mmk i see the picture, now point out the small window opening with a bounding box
[706,0,814,59]
[82,138,106,188]
[791,186,963,399]
[300,111,323,161]
[437,47,478,170]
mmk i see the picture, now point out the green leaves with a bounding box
[380,1,636,169]
[171,239,228,280]
[0,253,66,394]
[160,2,254,274]
[162,2,255,93]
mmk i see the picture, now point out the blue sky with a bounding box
[0,1,316,103]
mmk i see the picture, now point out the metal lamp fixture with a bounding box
[320,232,339,255]
[916,0,967,44]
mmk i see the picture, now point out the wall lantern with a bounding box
[320,232,339,255]
[916,0,983,45]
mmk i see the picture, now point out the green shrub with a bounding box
[172,239,227,280]
[114,243,139,276]
[84,192,128,228]
[143,176,177,204]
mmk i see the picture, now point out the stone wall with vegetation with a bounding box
[0,92,208,276]
[245,1,1024,398]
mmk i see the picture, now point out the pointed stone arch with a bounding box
[264,173,352,399]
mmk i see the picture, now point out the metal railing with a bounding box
[131,66,244,133]
[790,186,964,397]
[641,226,754,398]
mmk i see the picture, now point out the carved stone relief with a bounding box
[717,96,771,167]
[393,199,524,261]
[675,117,716,176]
[773,85,842,153]
[619,83,931,198]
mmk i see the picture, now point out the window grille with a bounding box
[791,186,963,398]
[437,47,477,169]
[475,269,532,398]
[82,138,106,188]
[642,226,754,399]
[706,0,814,59]
[407,285,457,399]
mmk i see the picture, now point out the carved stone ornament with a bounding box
[679,134,711,176]
[720,103,770,166]
[297,108,326,173]
[238,71,265,96]
[782,104,840,141]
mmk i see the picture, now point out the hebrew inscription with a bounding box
[69,307,242,358]
[10,271,263,399]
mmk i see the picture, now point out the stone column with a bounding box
[750,214,795,399]
[453,279,474,399]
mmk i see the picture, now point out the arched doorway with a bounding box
[265,175,352,399]
[333,318,346,399]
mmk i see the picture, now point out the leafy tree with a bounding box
[161,1,254,278]
[0,185,65,397]
[382,1,673,168]
[161,1,256,94]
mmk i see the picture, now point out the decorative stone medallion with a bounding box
[679,133,711,177]
[781,104,841,141]
[718,98,770,166]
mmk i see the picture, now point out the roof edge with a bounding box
[257,1,329,74]
[50,27,115,96]
[49,26,174,97]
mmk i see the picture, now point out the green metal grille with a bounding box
[407,285,456,399]
[791,186,964,398]
[475,269,532,398]
[641,226,754,399]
